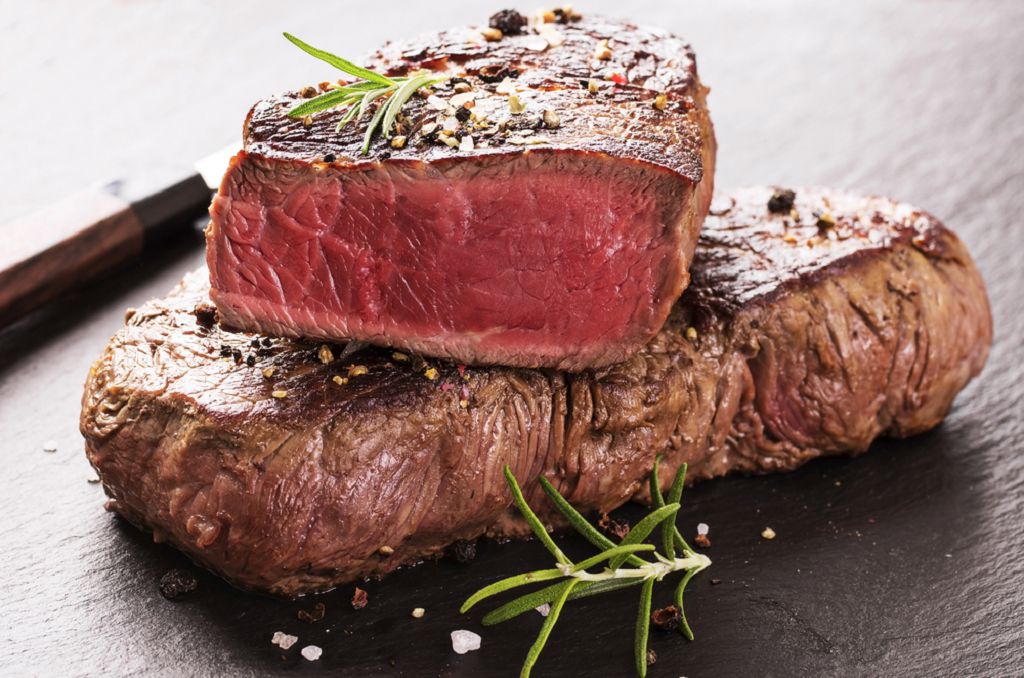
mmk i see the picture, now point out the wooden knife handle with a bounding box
[0,189,144,328]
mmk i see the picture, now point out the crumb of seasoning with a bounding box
[481,27,503,42]
[392,352,408,362]
[535,603,551,617]
[542,109,561,129]
[653,92,668,110]
[450,629,482,655]
[646,649,657,666]
[761,526,777,540]
[272,390,288,399]
[332,375,348,385]
[301,645,323,662]
[348,365,368,377]
[587,79,600,93]
[694,521,710,548]
[489,9,526,35]
[459,399,470,408]
[411,607,426,619]
[424,367,439,381]
[508,94,526,115]
[768,188,797,214]
[686,326,698,341]
[300,85,318,98]
[378,545,394,557]
[598,512,630,540]
[710,578,722,585]
[450,539,478,563]
[42,440,58,453]
[297,601,326,624]
[262,367,276,378]
[318,344,334,364]
[301,115,313,128]
[159,568,198,600]
[594,39,613,61]
[272,631,299,650]
[193,303,217,328]
[651,604,680,631]
[351,587,369,610]
[87,476,101,484]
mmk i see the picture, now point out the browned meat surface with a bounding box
[207,12,715,370]
[82,187,991,595]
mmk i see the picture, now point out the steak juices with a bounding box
[82,10,991,595]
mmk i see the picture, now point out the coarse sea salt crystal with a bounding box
[42,440,58,453]
[450,629,482,654]
[535,603,551,617]
[301,645,323,661]
[271,631,298,650]
[697,522,710,536]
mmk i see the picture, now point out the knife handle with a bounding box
[0,174,210,329]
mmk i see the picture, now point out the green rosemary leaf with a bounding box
[674,567,699,641]
[283,32,394,86]
[572,544,655,572]
[520,579,579,678]
[650,457,694,554]
[287,89,358,118]
[381,73,436,139]
[461,568,566,614]
[538,476,647,567]
[360,87,399,155]
[635,577,655,678]
[610,503,680,569]
[482,577,646,626]
[662,462,688,559]
[336,101,363,133]
[504,466,571,565]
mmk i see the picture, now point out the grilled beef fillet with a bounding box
[206,14,716,371]
[84,188,991,595]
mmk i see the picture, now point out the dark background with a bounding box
[1,2,1022,676]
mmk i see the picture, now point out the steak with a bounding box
[83,187,991,596]
[206,13,716,371]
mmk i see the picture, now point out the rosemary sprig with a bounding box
[282,32,447,155]
[462,458,711,678]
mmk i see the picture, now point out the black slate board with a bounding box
[1,2,1022,676]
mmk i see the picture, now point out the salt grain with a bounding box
[42,440,58,453]
[535,603,551,617]
[271,631,298,650]
[301,645,323,661]
[411,607,425,618]
[697,522,709,536]
[450,629,481,654]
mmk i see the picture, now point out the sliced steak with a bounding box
[83,188,991,596]
[206,14,716,371]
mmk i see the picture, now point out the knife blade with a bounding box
[0,144,239,329]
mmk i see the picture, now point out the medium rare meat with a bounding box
[206,13,716,371]
[83,188,991,596]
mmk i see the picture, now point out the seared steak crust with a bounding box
[206,14,716,371]
[85,188,990,595]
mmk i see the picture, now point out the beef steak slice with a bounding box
[83,187,991,596]
[206,14,716,371]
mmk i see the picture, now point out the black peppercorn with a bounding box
[159,568,198,600]
[767,188,796,214]
[455,106,472,122]
[323,153,336,163]
[489,9,526,35]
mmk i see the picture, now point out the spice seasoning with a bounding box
[650,604,681,631]
[378,545,394,556]
[686,326,698,341]
[411,607,426,618]
[193,303,217,328]
[301,115,313,128]
[351,586,369,610]
[587,79,600,93]
[297,601,326,624]
[271,390,288,399]
[767,188,797,214]
[450,539,478,563]
[508,94,526,114]
[653,92,668,110]
[332,375,348,385]
[323,153,336,163]
[594,39,613,61]
[348,365,368,377]
[481,27,503,42]
[761,526,777,540]
[390,135,407,149]
[542,109,561,129]
[300,85,318,98]
[317,344,334,364]
[598,512,630,540]
[424,367,439,380]
[159,568,198,600]
[392,351,409,362]
[489,9,526,35]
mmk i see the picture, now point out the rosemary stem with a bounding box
[557,552,711,583]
